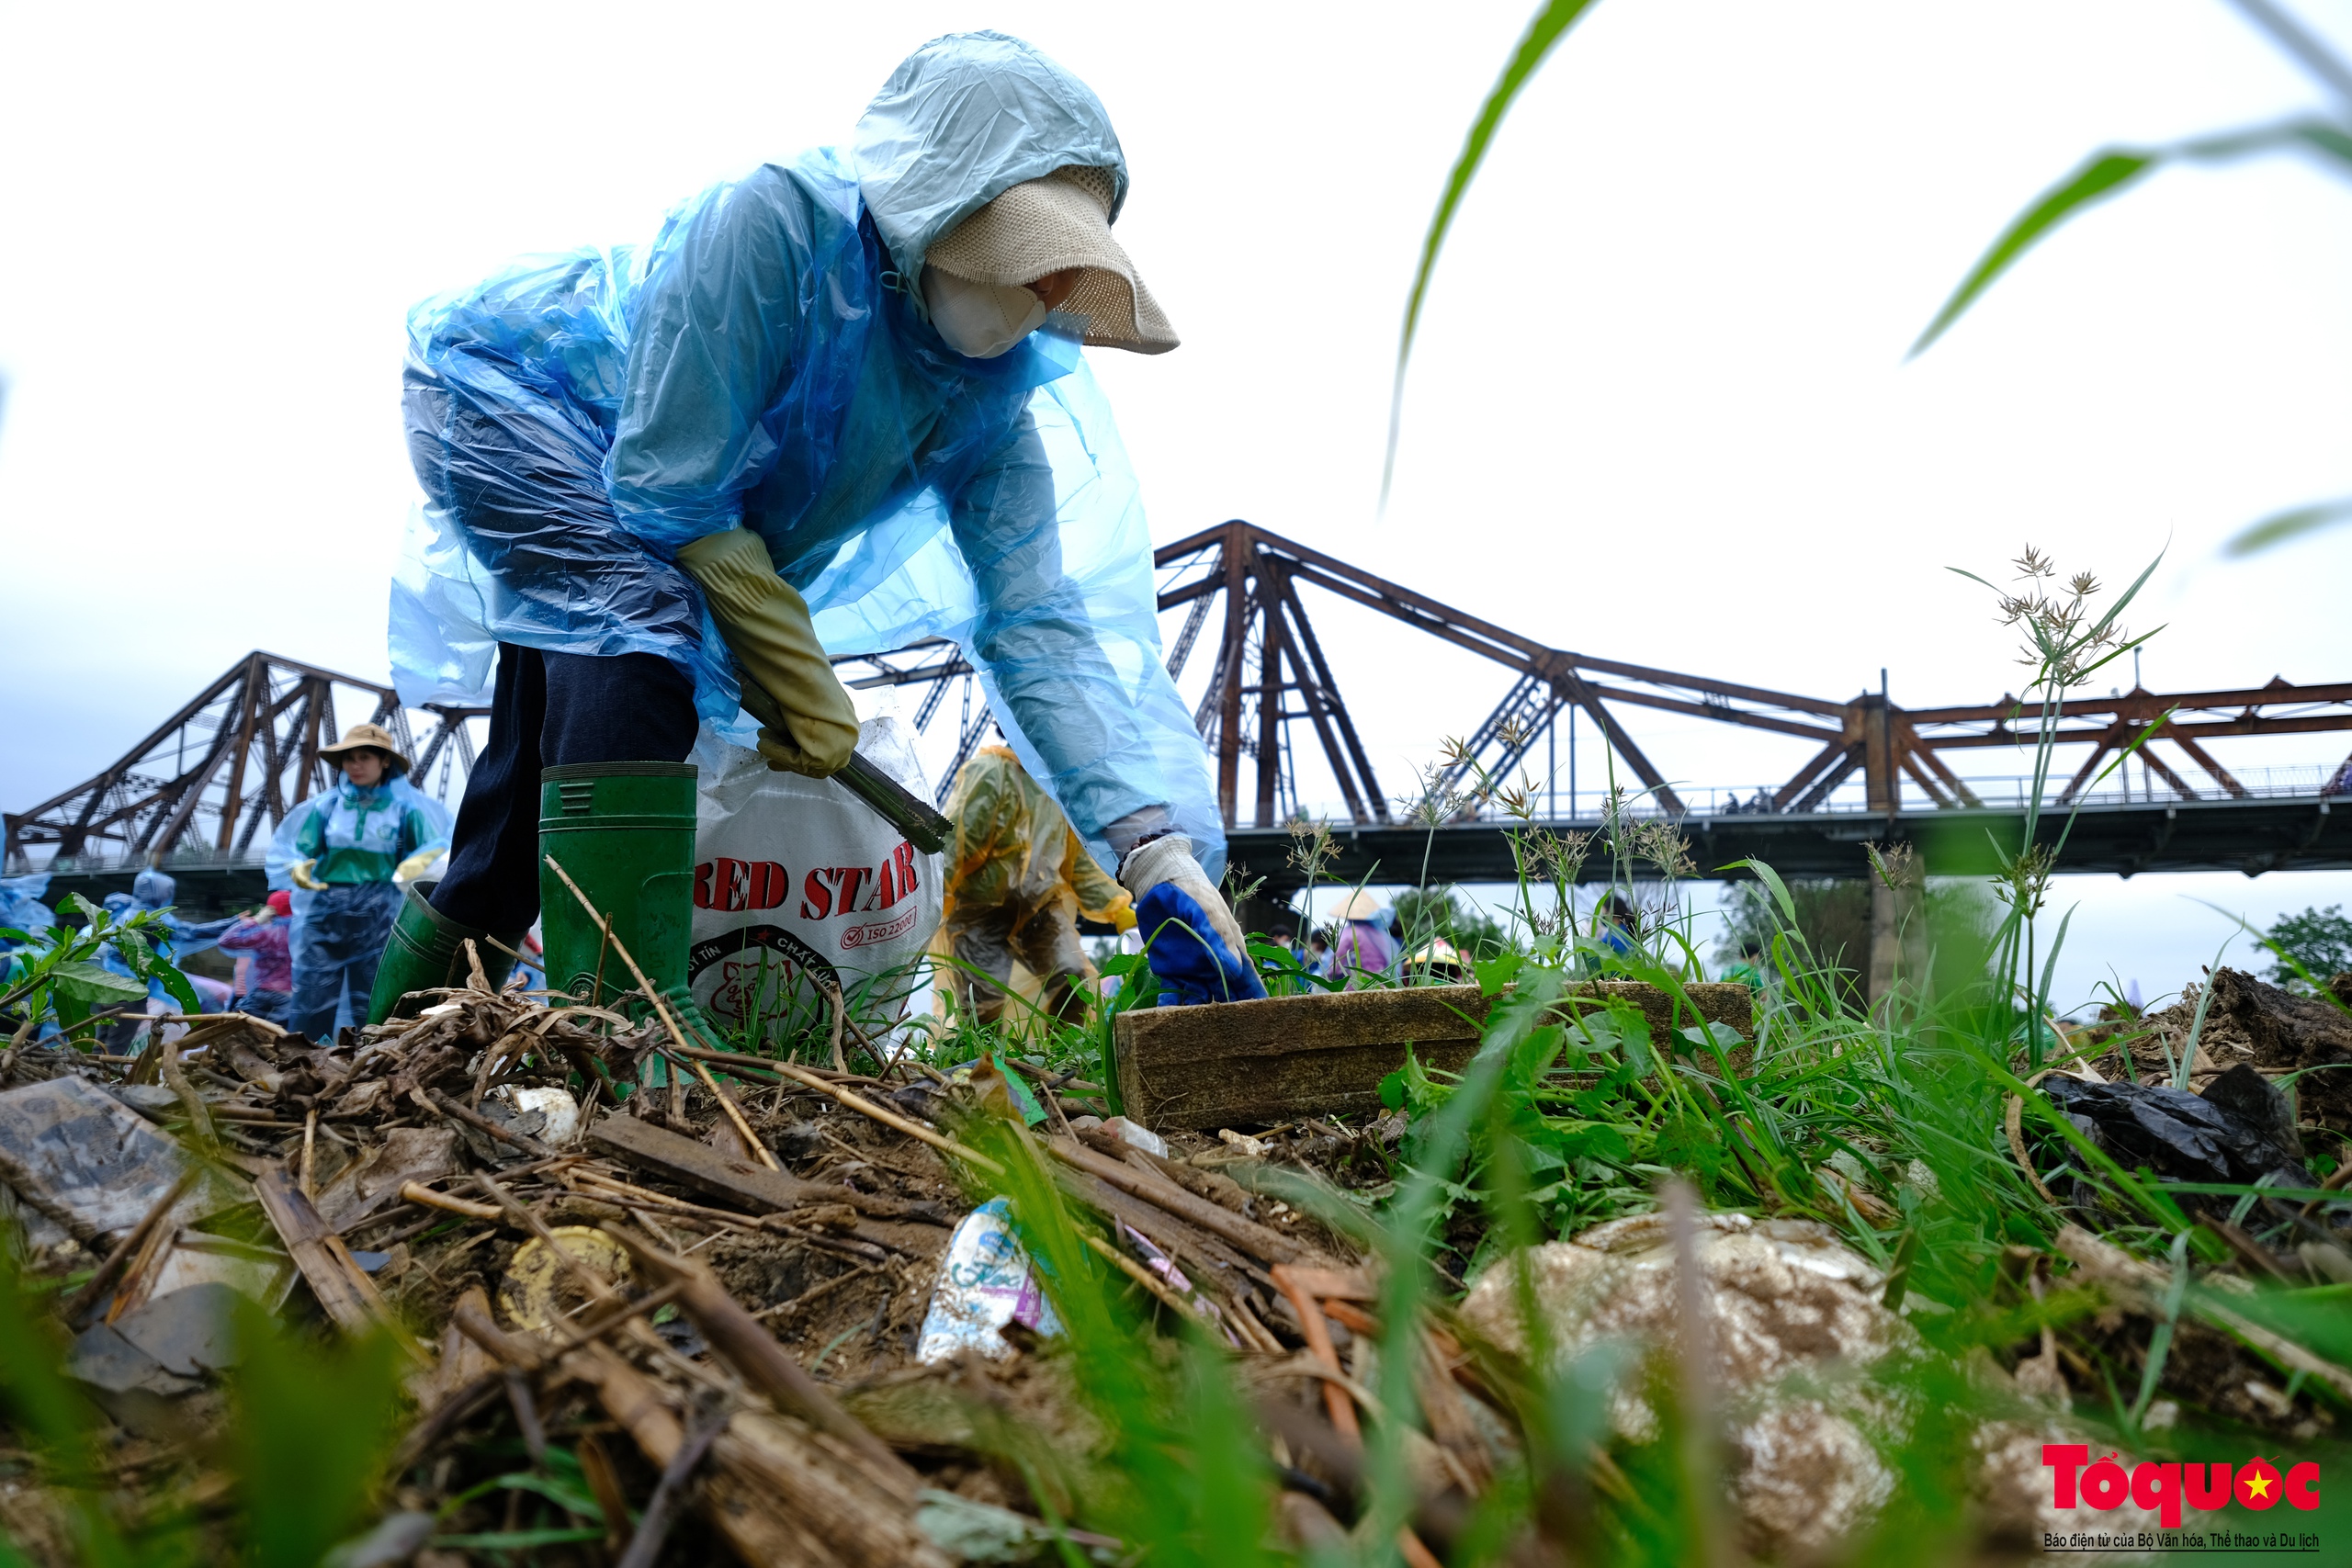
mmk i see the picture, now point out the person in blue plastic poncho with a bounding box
[0,874,54,955]
[372,31,1262,1021]
[270,724,447,1038]
[93,868,238,1050]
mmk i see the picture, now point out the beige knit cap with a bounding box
[922,165,1178,355]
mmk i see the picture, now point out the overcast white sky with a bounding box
[4,1,2350,1008]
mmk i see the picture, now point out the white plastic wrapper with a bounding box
[915,1198,1062,1362]
[686,716,944,1048]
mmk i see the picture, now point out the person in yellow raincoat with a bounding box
[942,746,1135,1024]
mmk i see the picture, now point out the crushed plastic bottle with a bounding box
[914,1197,1062,1362]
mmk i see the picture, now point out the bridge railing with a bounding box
[1274,762,2344,828]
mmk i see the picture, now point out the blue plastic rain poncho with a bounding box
[96,869,236,1010]
[0,874,54,949]
[390,31,1220,877]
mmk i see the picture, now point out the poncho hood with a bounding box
[853,31,1129,292]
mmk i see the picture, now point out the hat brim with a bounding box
[319,736,413,774]
[923,174,1178,355]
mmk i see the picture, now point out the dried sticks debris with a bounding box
[2,928,2347,1568]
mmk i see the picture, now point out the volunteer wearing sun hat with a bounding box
[274,723,447,1038]
[375,31,1259,1025]
[1328,889,1397,991]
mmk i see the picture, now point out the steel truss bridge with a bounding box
[4,654,487,913]
[16,523,2352,914]
[834,522,2352,892]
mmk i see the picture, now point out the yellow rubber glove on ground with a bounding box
[288,858,327,891]
[677,528,859,777]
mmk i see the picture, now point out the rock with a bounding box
[459,1096,546,1162]
[1459,1213,1899,1560]
[1972,1420,2162,1548]
[886,1083,941,1124]
[63,1280,246,1435]
[321,1511,436,1568]
[66,1321,201,1399]
[773,1121,827,1162]
[490,1084,580,1146]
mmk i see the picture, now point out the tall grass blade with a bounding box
[2175,937,2233,1092]
[1721,857,1796,926]
[2225,496,2352,558]
[1915,114,2349,358]
[1382,0,1603,508]
[1909,149,2157,356]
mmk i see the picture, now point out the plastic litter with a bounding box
[915,1197,1061,1362]
[500,1227,635,1333]
[145,1230,294,1305]
[942,746,1133,931]
[1098,1116,1166,1158]
[0,1077,237,1249]
[2039,1062,2320,1206]
[0,873,54,947]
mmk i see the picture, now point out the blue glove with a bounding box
[1136,883,1268,1006]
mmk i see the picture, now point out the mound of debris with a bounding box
[2096,966,2352,1131]
[0,976,1524,1563]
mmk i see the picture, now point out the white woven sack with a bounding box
[685,716,943,1046]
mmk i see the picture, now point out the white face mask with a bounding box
[922,266,1046,359]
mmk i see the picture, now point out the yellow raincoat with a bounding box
[941,747,1133,1023]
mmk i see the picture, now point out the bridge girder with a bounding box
[4,652,484,874]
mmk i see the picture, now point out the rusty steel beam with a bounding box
[6,653,486,875]
[1278,577,1386,823]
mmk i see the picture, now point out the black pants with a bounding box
[430,644,699,934]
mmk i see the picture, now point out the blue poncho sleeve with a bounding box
[950,412,1165,843]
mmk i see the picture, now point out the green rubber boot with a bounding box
[366,884,525,1023]
[537,762,700,1016]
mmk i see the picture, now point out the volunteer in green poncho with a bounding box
[277,724,446,1038]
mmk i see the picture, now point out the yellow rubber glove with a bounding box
[288,858,327,892]
[677,528,859,777]
[1113,905,1137,934]
[393,849,441,884]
